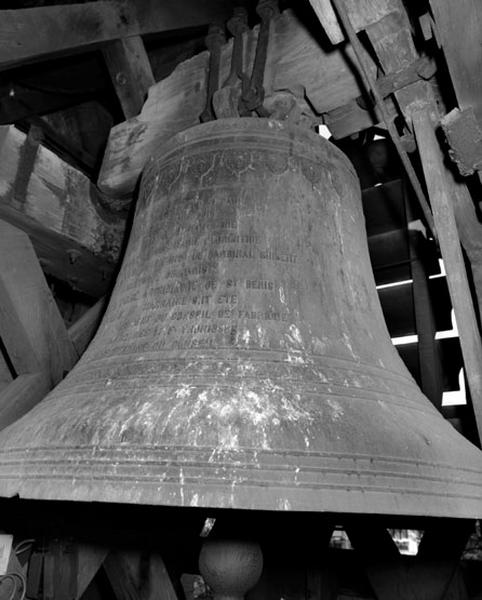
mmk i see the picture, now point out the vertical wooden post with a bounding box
[103,36,155,119]
[345,524,417,600]
[412,105,482,443]
[409,231,443,408]
[104,551,178,600]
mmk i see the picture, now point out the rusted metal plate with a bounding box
[0,119,481,517]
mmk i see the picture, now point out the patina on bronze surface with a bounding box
[0,118,481,516]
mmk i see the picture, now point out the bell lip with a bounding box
[1,442,482,519]
[2,478,482,520]
[144,117,359,182]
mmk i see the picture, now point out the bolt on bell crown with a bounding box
[0,118,481,517]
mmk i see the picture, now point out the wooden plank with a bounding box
[406,521,472,600]
[104,551,178,600]
[0,220,78,385]
[364,5,433,124]
[346,524,417,600]
[76,543,109,600]
[103,552,142,600]
[98,50,207,197]
[429,0,482,124]
[0,0,232,71]
[363,4,482,327]
[412,105,482,442]
[409,232,444,408]
[0,240,105,431]
[103,36,155,119]
[142,554,178,600]
[68,299,106,357]
[0,373,50,432]
[0,125,125,297]
[98,9,376,196]
[324,97,396,140]
[307,0,399,45]
[449,184,482,320]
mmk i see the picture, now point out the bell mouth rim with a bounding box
[144,117,358,182]
[1,442,482,519]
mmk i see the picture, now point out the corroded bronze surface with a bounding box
[0,118,481,516]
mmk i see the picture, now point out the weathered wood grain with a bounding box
[0,125,125,297]
[0,0,232,71]
[0,220,78,386]
[0,236,106,431]
[104,551,178,600]
[413,105,482,443]
[0,372,50,433]
[0,221,83,430]
[68,298,106,356]
[103,36,155,119]
[324,97,396,139]
[98,50,208,197]
[346,525,417,600]
[429,0,482,124]
[98,9,377,196]
[308,0,399,44]
[0,360,12,397]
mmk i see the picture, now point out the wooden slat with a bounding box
[307,0,399,45]
[0,125,125,297]
[0,350,13,395]
[104,553,140,600]
[324,97,396,140]
[104,551,178,600]
[364,4,432,124]
[103,36,156,119]
[346,524,417,600]
[409,233,444,408]
[76,544,109,600]
[98,9,377,196]
[68,298,105,357]
[363,3,482,328]
[0,372,50,432]
[446,172,482,320]
[429,0,482,124]
[0,220,78,385]
[413,105,482,442]
[0,0,232,71]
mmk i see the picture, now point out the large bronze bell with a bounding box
[0,118,481,517]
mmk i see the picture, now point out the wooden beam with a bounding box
[103,36,156,119]
[0,221,81,429]
[409,232,444,409]
[348,521,472,600]
[104,551,178,600]
[412,105,482,443]
[307,0,399,45]
[0,372,50,432]
[68,298,106,357]
[0,299,104,430]
[346,524,417,600]
[42,539,109,600]
[0,125,125,297]
[429,0,482,124]
[0,0,232,71]
[324,96,397,140]
[364,4,434,125]
[449,183,482,320]
[76,544,109,600]
[98,9,377,196]
[0,220,78,385]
